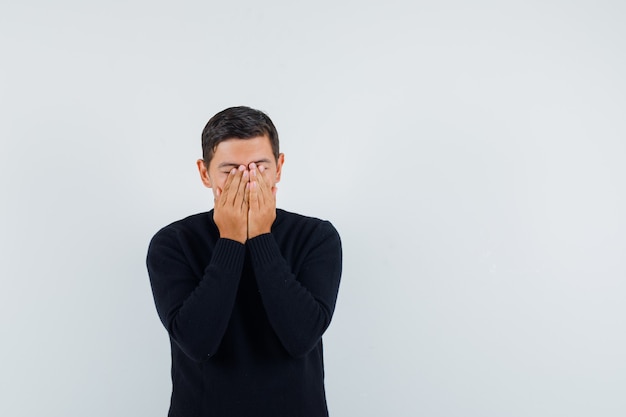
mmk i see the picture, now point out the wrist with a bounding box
[248,229,271,240]
[220,232,247,244]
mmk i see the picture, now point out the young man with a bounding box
[146,106,342,417]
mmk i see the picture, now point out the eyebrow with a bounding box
[217,159,272,169]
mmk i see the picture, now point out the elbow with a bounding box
[186,348,218,363]
[283,338,321,358]
[172,336,221,363]
[282,321,329,358]
[283,311,332,358]
[167,318,222,363]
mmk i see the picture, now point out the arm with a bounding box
[247,222,342,358]
[147,167,250,362]
[147,231,245,362]
[247,162,342,357]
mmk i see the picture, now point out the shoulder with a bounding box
[159,211,213,232]
[148,211,216,252]
[274,209,341,247]
[276,208,338,230]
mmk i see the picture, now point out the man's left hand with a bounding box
[247,162,277,239]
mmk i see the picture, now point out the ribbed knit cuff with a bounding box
[247,233,282,268]
[210,238,246,273]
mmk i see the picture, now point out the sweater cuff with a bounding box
[209,238,246,273]
[247,233,282,268]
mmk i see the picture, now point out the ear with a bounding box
[274,153,285,183]
[196,159,213,188]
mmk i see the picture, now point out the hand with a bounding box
[213,165,249,244]
[247,162,277,239]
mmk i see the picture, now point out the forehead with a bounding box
[211,135,274,168]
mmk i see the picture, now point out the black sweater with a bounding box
[147,209,342,417]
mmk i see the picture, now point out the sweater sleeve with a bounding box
[147,228,245,362]
[246,221,342,358]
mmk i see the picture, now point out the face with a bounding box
[196,135,284,198]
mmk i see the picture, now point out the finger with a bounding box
[244,181,250,206]
[219,168,238,206]
[249,163,259,185]
[249,180,259,210]
[233,167,249,209]
[253,163,265,188]
[226,165,246,206]
[257,165,271,189]
[249,164,265,206]
[257,165,274,204]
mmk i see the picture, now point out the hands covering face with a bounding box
[212,163,277,244]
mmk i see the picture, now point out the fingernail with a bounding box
[249,162,257,169]
[259,166,265,173]
[230,168,236,174]
[239,165,246,171]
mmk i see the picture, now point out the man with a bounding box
[147,106,342,417]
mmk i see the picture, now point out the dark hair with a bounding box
[201,106,280,167]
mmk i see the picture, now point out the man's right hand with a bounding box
[213,165,249,244]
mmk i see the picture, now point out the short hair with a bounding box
[201,106,280,168]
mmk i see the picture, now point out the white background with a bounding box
[1,1,625,416]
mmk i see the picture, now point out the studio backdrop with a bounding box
[1,1,625,416]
